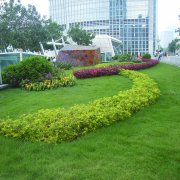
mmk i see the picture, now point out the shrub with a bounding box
[142,53,151,59]
[118,54,132,62]
[132,59,142,63]
[73,66,119,78]
[59,74,76,87]
[112,54,121,60]
[21,74,76,91]
[0,70,160,143]
[55,62,73,70]
[74,59,159,79]
[95,61,134,68]
[52,67,65,78]
[117,60,159,70]
[2,56,53,87]
[2,64,21,87]
[18,56,53,82]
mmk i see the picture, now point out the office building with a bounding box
[49,0,157,55]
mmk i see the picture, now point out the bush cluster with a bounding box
[74,59,159,79]
[73,66,119,78]
[113,54,132,62]
[112,54,121,60]
[0,70,160,143]
[2,56,53,87]
[132,59,142,63]
[95,61,134,68]
[116,59,158,70]
[142,53,151,59]
[55,62,73,70]
[21,74,76,91]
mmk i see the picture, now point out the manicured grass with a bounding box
[0,75,132,119]
[0,63,180,179]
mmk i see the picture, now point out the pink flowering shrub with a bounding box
[116,59,159,70]
[73,66,119,78]
[73,59,159,78]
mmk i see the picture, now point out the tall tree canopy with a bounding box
[0,0,63,52]
[67,24,95,46]
[168,39,178,54]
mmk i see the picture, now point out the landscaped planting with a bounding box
[21,74,76,91]
[73,59,159,78]
[2,56,77,91]
[0,70,160,143]
[73,66,119,78]
[113,53,132,61]
[95,61,134,68]
[142,53,151,59]
[2,56,53,87]
[117,59,159,70]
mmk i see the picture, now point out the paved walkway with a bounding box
[160,56,180,67]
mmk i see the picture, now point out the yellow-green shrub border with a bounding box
[0,70,160,143]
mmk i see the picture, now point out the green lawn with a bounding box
[0,63,180,179]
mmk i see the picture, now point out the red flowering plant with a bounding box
[73,59,159,79]
[73,66,119,78]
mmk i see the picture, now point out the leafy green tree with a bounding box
[176,43,180,50]
[0,0,63,52]
[67,24,95,46]
[168,39,178,54]
[44,19,63,40]
[43,19,63,50]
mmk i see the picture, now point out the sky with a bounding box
[21,0,180,37]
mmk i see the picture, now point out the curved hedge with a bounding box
[73,59,159,78]
[95,61,134,68]
[73,66,119,79]
[0,70,160,143]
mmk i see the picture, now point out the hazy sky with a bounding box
[21,0,180,36]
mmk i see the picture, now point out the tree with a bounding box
[67,24,95,46]
[176,43,180,50]
[168,39,178,54]
[0,0,63,52]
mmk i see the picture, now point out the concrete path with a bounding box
[160,56,180,67]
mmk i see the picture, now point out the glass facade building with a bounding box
[49,0,157,55]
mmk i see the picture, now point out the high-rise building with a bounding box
[49,0,157,55]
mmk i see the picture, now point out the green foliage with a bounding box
[2,63,21,87]
[0,0,63,51]
[95,61,134,68]
[21,74,76,91]
[18,56,53,82]
[132,59,142,63]
[176,43,180,50]
[55,62,73,70]
[0,75,130,119]
[0,63,179,180]
[2,56,53,86]
[0,70,160,143]
[67,24,95,45]
[113,54,132,62]
[142,53,151,59]
[168,39,179,53]
[44,19,63,40]
[112,54,121,60]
